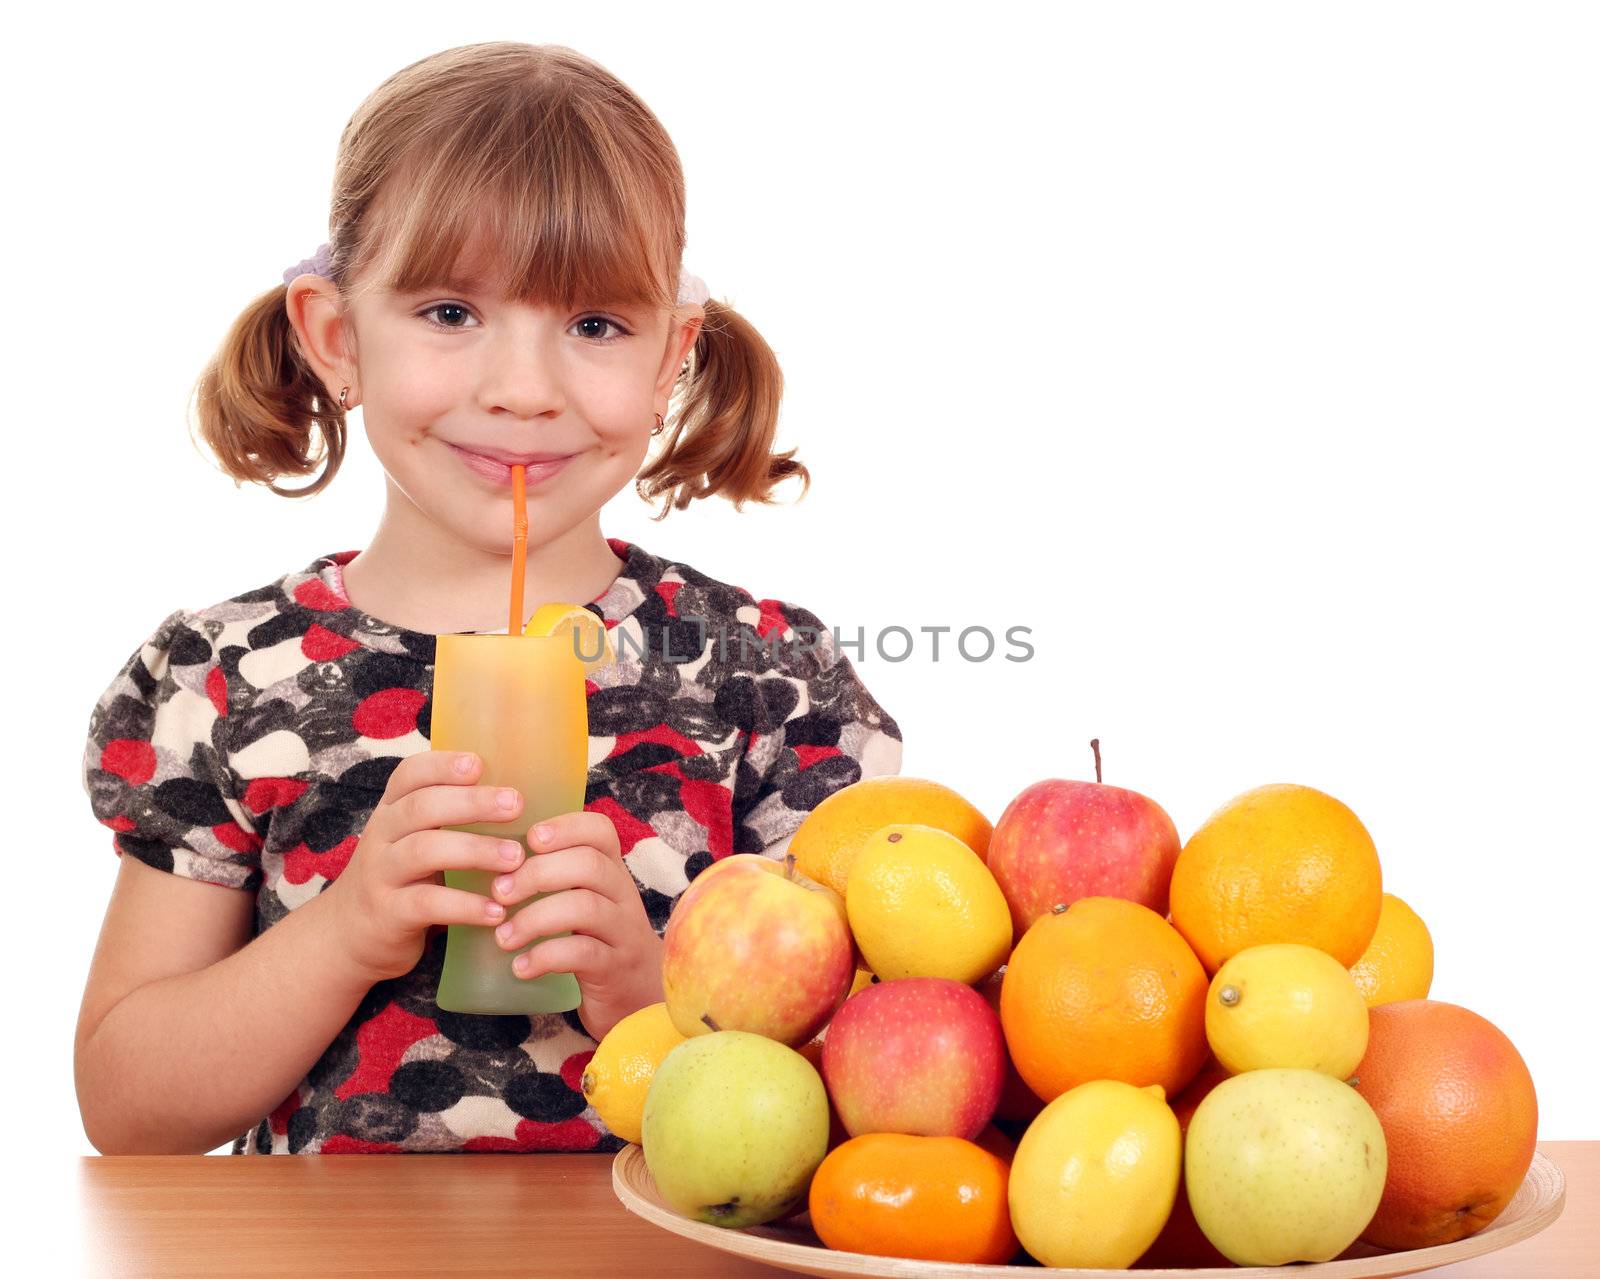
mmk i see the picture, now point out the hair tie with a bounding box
[674,270,710,307]
[282,241,710,306]
[281,243,334,286]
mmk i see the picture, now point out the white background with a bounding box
[5,0,1594,1196]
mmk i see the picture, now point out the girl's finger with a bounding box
[385,781,523,843]
[490,845,619,907]
[495,887,614,951]
[396,882,507,931]
[527,811,621,861]
[389,828,524,886]
[511,932,610,983]
[379,749,481,806]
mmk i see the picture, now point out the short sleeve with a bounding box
[731,603,903,858]
[81,608,262,890]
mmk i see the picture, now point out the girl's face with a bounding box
[294,251,701,555]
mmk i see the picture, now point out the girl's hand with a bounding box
[323,750,528,985]
[487,812,664,1042]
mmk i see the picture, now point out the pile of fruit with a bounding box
[584,746,1539,1268]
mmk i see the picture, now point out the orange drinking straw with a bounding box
[508,465,528,634]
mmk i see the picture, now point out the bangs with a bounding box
[349,91,679,312]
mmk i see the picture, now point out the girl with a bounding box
[76,41,902,1156]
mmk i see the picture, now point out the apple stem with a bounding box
[783,853,797,881]
[1090,738,1102,784]
[702,1014,721,1032]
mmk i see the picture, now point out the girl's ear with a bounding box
[285,277,360,408]
[655,307,705,409]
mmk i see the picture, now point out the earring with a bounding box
[652,412,665,436]
[339,387,350,409]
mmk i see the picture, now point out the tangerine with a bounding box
[808,1133,1018,1264]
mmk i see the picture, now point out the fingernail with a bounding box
[485,902,505,921]
[499,841,522,864]
[496,922,513,943]
[497,788,518,811]
[533,823,553,844]
[454,753,475,775]
[514,953,532,975]
[494,875,516,898]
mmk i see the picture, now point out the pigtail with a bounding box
[634,299,810,517]
[187,284,348,498]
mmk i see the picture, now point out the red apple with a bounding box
[821,977,1004,1139]
[661,853,854,1046]
[987,739,1181,938]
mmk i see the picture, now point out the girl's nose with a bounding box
[476,326,567,419]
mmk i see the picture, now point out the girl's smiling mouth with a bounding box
[446,443,576,486]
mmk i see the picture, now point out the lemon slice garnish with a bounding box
[523,602,614,670]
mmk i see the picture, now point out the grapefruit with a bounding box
[1351,999,1538,1249]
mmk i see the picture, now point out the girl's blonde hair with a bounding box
[190,41,807,516]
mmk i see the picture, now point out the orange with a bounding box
[790,776,992,897]
[1349,892,1434,1006]
[1169,783,1383,973]
[999,896,1209,1102]
[808,1133,1018,1264]
[1352,1000,1538,1249]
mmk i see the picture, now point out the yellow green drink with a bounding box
[431,632,587,1014]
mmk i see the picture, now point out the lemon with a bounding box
[523,602,614,670]
[1008,1080,1181,1268]
[845,824,1011,984]
[791,777,993,898]
[1349,892,1434,1006]
[581,1002,685,1144]
[1206,943,1369,1078]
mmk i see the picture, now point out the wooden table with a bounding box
[46,1141,1592,1276]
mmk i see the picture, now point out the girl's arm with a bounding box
[74,855,375,1154]
[75,749,528,1155]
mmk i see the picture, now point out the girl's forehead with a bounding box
[364,208,668,309]
[427,235,504,292]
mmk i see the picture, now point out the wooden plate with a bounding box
[613,1145,1565,1278]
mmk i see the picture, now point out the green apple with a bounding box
[1185,1067,1387,1265]
[641,1030,830,1228]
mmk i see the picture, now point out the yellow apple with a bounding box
[661,853,854,1045]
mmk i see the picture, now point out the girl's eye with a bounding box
[572,315,630,343]
[418,302,477,330]
[416,304,630,344]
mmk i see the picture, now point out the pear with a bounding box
[1185,1067,1387,1265]
[641,1030,830,1228]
